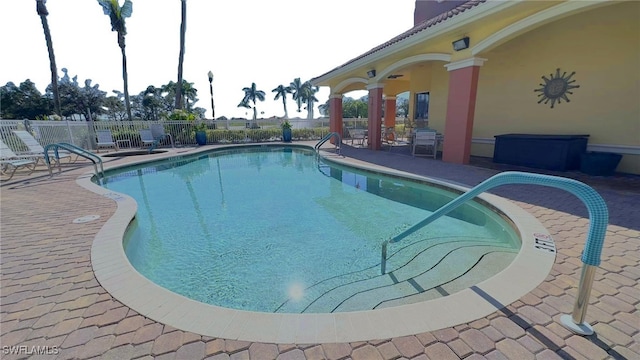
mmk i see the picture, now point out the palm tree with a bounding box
[179,80,197,110]
[272,85,292,119]
[98,0,133,121]
[237,98,251,116]
[175,0,187,109]
[289,77,304,113]
[318,99,330,117]
[301,81,319,120]
[36,0,61,116]
[241,83,265,124]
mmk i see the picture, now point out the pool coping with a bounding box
[81,144,556,344]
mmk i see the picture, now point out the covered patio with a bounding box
[312,0,639,175]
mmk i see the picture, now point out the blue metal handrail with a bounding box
[44,143,104,179]
[315,132,341,154]
[380,171,608,336]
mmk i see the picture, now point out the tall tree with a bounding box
[289,77,304,113]
[318,99,329,117]
[36,0,61,116]
[104,94,127,121]
[175,0,187,109]
[0,80,51,119]
[98,0,133,121]
[141,86,164,120]
[241,83,265,124]
[271,84,292,119]
[300,81,319,120]
[396,97,409,118]
[55,70,106,121]
[342,97,368,118]
[163,80,198,111]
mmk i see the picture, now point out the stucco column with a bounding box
[329,94,343,144]
[384,96,396,129]
[443,58,487,164]
[367,84,384,150]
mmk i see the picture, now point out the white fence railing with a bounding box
[0,117,410,152]
[0,119,331,151]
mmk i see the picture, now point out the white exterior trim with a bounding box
[384,96,397,101]
[472,0,612,56]
[376,53,451,81]
[312,1,519,84]
[329,94,344,100]
[587,144,640,155]
[366,83,385,90]
[471,137,495,145]
[332,77,368,94]
[444,57,488,72]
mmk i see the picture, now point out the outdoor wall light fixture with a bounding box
[367,70,376,78]
[452,37,470,51]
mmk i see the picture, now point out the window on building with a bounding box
[414,92,429,120]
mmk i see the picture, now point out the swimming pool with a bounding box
[102,146,521,313]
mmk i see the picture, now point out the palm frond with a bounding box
[120,0,133,18]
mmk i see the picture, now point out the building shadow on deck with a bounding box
[338,144,640,231]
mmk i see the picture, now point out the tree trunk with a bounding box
[39,14,61,116]
[175,0,187,110]
[283,98,288,119]
[87,108,97,150]
[307,100,314,120]
[120,39,133,122]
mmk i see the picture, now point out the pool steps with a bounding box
[275,237,516,313]
[380,171,608,336]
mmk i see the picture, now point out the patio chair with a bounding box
[150,124,175,148]
[412,130,438,158]
[139,129,157,148]
[12,130,75,164]
[350,129,367,147]
[0,139,37,181]
[96,130,119,153]
[382,127,409,152]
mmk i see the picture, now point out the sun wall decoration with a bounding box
[534,68,580,108]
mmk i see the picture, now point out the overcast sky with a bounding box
[1,0,415,119]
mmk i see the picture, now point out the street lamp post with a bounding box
[207,71,215,119]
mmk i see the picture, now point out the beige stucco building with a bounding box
[312,0,639,174]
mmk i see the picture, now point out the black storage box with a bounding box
[493,134,589,171]
[580,152,622,176]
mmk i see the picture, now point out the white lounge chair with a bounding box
[349,129,367,147]
[0,139,37,180]
[412,130,438,158]
[96,130,119,153]
[139,129,157,148]
[150,124,175,148]
[12,130,75,164]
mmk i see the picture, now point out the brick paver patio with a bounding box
[1,143,638,359]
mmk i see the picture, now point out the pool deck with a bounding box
[1,142,638,359]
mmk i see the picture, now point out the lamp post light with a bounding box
[208,71,215,119]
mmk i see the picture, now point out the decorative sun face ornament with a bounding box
[534,68,580,108]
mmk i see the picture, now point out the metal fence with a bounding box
[0,117,409,152]
[0,118,330,151]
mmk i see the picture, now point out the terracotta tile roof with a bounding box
[312,0,487,82]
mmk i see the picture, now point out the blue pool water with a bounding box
[103,146,520,313]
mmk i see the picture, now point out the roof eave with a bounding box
[311,0,522,87]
